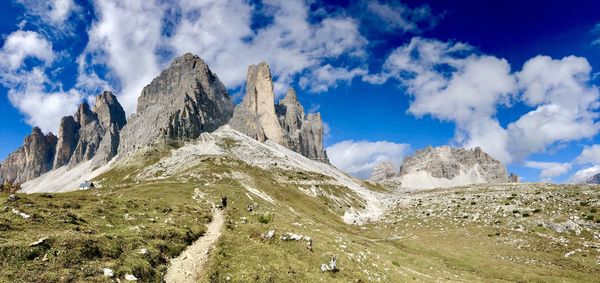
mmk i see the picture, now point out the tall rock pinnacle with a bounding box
[230,62,287,146]
[231,62,328,162]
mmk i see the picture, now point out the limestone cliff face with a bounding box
[230,62,287,146]
[53,116,79,169]
[118,53,234,154]
[231,63,328,162]
[369,161,397,182]
[0,128,57,184]
[396,146,509,189]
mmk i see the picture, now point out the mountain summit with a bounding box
[0,53,329,184]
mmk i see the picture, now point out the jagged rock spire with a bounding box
[231,62,287,146]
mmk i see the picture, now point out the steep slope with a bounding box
[118,53,234,155]
[394,146,509,190]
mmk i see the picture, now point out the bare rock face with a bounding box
[276,89,304,152]
[53,116,79,169]
[369,161,397,182]
[231,65,329,163]
[118,53,234,154]
[230,62,287,146]
[68,102,103,167]
[0,127,57,184]
[398,146,508,189]
[299,113,328,162]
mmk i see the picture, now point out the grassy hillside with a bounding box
[1,140,599,282]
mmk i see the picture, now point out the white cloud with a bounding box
[0,30,80,133]
[568,165,600,183]
[524,161,571,181]
[365,37,516,162]
[508,55,600,160]
[575,144,600,164]
[365,0,438,33]
[326,140,409,179]
[79,0,165,114]
[299,64,367,93]
[368,38,600,165]
[0,30,55,70]
[17,0,78,25]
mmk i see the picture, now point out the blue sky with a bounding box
[2,0,600,183]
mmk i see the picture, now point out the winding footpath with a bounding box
[164,208,224,283]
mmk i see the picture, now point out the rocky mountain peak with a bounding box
[118,53,234,154]
[396,146,509,190]
[74,102,97,126]
[233,62,287,146]
[93,91,126,130]
[231,62,328,162]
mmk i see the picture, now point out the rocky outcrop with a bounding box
[509,173,520,183]
[230,62,287,146]
[397,146,508,190]
[0,128,57,184]
[118,53,234,154]
[369,161,397,182]
[231,63,328,162]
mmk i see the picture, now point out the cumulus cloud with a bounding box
[368,37,600,165]
[508,55,600,160]
[365,37,516,162]
[524,161,571,181]
[326,140,409,179]
[299,64,367,93]
[78,0,165,114]
[0,30,55,70]
[0,30,80,133]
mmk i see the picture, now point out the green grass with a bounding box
[2,142,600,282]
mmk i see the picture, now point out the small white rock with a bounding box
[125,274,138,281]
[102,268,114,277]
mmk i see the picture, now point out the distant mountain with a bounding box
[369,146,509,190]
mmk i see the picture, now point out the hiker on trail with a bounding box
[221,196,228,209]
